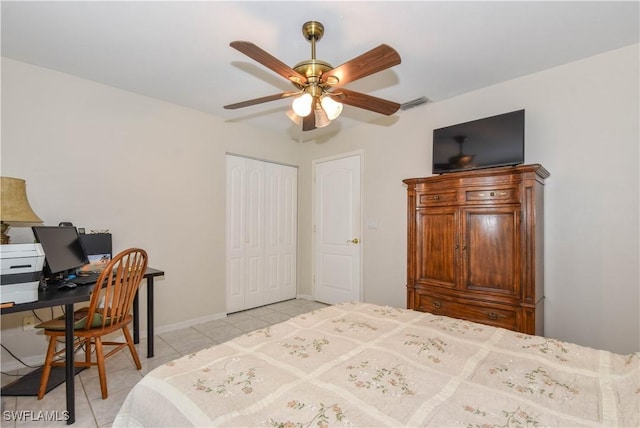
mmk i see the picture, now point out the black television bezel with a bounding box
[32,225,90,278]
[432,109,525,174]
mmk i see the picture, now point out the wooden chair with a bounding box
[36,248,148,400]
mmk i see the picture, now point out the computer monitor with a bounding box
[78,233,112,273]
[32,226,89,287]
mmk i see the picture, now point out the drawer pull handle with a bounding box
[477,191,508,197]
[433,301,442,309]
[432,195,440,200]
[485,311,507,320]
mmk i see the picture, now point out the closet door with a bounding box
[243,159,265,309]
[226,155,297,313]
[264,163,297,304]
[226,155,247,313]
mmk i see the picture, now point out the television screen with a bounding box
[32,226,89,277]
[432,109,524,174]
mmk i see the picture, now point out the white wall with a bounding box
[2,44,638,364]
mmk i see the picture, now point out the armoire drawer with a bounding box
[416,292,518,331]
[417,190,458,206]
[464,186,519,204]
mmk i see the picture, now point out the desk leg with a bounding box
[146,277,154,358]
[133,292,139,344]
[64,303,75,425]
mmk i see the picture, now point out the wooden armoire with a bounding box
[403,164,549,335]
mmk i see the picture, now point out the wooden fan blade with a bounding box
[224,92,298,109]
[321,44,401,86]
[331,88,401,116]
[302,113,316,131]
[230,41,307,85]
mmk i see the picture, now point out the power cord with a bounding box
[1,343,42,371]
[1,306,87,377]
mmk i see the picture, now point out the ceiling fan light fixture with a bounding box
[292,92,313,117]
[314,104,331,128]
[320,95,343,120]
[286,109,302,125]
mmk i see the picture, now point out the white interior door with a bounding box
[264,162,297,304]
[226,155,297,313]
[313,154,361,304]
[243,158,265,309]
[226,155,246,312]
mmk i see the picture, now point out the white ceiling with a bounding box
[2,1,638,141]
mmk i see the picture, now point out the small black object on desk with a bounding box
[57,282,77,290]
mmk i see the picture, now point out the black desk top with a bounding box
[1,267,164,314]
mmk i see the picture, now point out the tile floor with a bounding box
[1,299,328,427]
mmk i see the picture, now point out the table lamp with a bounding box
[0,177,43,244]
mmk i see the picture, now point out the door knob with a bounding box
[347,238,359,244]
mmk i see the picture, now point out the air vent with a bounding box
[400,96,431,111]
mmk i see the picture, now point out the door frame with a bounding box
[311,150,364,303]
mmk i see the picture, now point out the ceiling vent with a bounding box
[400,96,431,111]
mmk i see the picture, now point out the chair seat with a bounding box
[35,307,116,331]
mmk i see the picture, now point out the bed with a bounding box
[113,302,639,427]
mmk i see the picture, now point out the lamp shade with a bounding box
[1,177,43,244]
[320,95,343,120]
[314,104,331,128]
[286,109,302,125]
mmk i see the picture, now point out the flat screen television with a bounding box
[432,109,525,174]
[32,226,89,287]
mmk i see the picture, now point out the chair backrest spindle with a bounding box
[82,248,148,331]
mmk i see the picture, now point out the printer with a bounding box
[0,243,45,304]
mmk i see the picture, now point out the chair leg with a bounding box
[94,337,108,399]
[38,336,58,400]
[85,338,92,365]
[123,327,142,370]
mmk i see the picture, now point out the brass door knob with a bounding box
[347,238,359,244]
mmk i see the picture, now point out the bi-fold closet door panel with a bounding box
[264,162,297,305]
[226,155,297,313]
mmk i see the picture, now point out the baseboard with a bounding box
[296,293,313,300]
[153,311,227,336]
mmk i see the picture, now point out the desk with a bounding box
[1,267,164,425]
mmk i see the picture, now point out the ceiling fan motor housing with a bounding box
[293,60,333,90]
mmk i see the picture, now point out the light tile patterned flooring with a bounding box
[1,299,328,427]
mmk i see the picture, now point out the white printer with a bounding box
[0,243,45,304]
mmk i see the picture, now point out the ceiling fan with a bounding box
[224,21,402,131]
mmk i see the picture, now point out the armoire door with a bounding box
[415,207,458,290]
[461,206,521,299]
[226,155,297,313]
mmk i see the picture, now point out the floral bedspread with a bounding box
[114,302,639,427]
